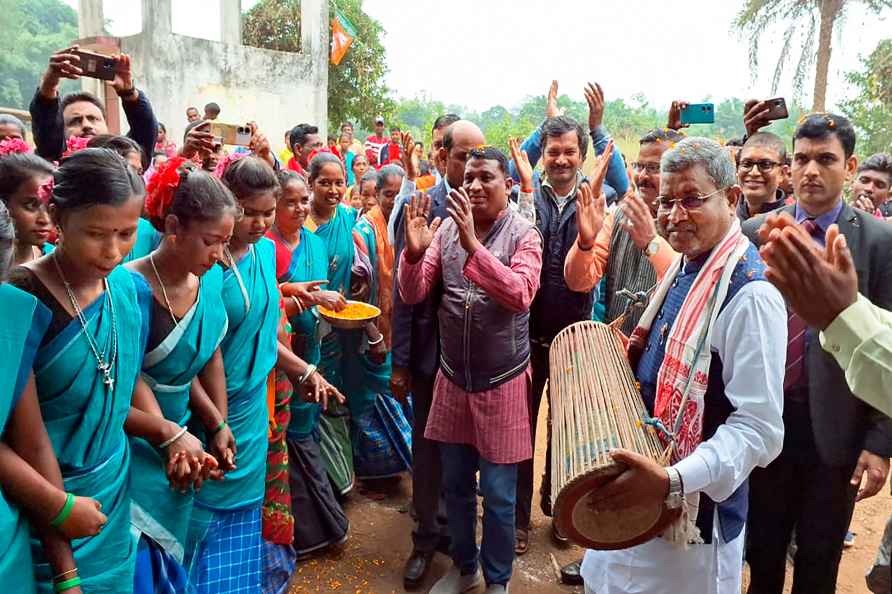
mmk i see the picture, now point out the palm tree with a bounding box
[734,0,892,112]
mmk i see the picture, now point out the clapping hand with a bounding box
[758,213,858,330]
[620,192,658,250]
[575,181,605,249]
[401,131,419,181]
[447,187,481,255]
[584,82,605,131]
[546,80,561,118]
[509,137,533,191]
[404,192,442,263]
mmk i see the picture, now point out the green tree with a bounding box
[733,0,892,112]
[243,0,393,133]
[0,0,77,110]
[841,39,892,155]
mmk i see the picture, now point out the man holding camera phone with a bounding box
[29,45,158,168]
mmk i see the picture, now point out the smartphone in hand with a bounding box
[71,50,116,81]
[764,98,789,121]
[210,123,252,146]
[680,103,715,125]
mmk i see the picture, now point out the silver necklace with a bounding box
[150,253,179,327]
[52,253,117,391]
[224,246,251,313]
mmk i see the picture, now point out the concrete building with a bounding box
[77,0,329,152]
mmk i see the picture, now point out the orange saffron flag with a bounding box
[330,10,356,65]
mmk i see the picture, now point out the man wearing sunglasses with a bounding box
[579,137,786,594]
[736,132,790,222]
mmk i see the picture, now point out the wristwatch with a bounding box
[665,466,684,509]
[644,237,660,257]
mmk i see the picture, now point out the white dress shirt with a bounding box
[582,279,787,594]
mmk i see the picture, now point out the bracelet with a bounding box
[50,493,75,528]
[367,334,384,347]
[577,239,594,252]
[211,420,227,435]
[520,186,533,194]
[159,426,188,449]
[299,364,317,385]
[54,568,78,581]
[54,576,82,592]
[290,295,303,314]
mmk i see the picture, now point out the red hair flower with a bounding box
[213,151,247,179]
[0,138,32,157]
[146,156,188,224]
[63,135,91,158]
[36,177,54,204]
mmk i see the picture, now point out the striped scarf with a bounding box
[630,218,750,463]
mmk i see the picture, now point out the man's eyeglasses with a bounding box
[738,159,780,173]
[632,162,660,174]
[657,187,726,211]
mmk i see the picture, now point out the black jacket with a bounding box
[742,202,892,466]
[29,87,158,169]
[530,175,616,344]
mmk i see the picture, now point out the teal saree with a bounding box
[0,284,51,594]
[31,267,151,593]
[130,265,228,562]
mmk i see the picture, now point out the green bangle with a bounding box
[212,420,226,435]
[54,576,81,592]
[50,493,75,528]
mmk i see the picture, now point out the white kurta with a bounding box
[582,280,788,594]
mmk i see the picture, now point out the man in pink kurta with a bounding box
[398,147,542,594]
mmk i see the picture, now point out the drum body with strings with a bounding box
[549,321,680,550]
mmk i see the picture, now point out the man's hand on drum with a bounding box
[587,449,670,511]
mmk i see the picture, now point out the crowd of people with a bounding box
[0,44,891,594]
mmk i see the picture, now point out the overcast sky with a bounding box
[72,0,891,111]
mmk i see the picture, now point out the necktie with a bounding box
[784,219,821,395]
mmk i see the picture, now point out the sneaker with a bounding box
[429,567,483,594]
[484,584,509,593]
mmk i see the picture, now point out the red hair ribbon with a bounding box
[0,138,32,157]
[145,156,188,223]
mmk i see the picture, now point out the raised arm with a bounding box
[397,193,443,305]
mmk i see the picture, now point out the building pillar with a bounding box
[220,0,242,46]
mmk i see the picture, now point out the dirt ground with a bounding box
[289,401,891,594]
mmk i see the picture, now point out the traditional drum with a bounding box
[549,320,680,550]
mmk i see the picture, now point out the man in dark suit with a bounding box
[391,119,485,590]
[742,113,892,594]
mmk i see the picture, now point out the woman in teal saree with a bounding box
[9,149,208,593]
[128,160,240,593]
[305,154,409,491]
[267,170,349,567]
[0,202,108,594]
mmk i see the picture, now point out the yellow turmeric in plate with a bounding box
[319,301,379,320]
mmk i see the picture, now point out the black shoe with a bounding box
[403,549,434,590]
[551,520,570,547]
[560,559,583,586]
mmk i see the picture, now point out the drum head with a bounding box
[553,463,682,550]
